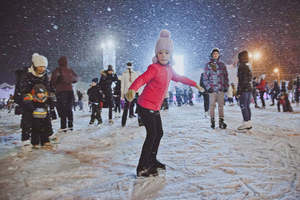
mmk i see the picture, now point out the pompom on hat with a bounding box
[32,53,48,68]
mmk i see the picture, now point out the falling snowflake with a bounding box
[107,7,112,12]
[53,25,58,30]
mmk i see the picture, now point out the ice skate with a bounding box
[22,140,31,146]
[137,167,158,177]
[219,118,227,129]
[155,160,166,170]
[210,118,215,129]
[237,121,252,131]
[109,119,114,124]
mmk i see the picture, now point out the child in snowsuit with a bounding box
[87,78,104,125]
[24,83,53,148]
[125,29,204,177]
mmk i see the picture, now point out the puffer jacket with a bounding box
[50,56,78,93]
[203,58,229,92]
[129,63,196,111]
[237,62,252,95]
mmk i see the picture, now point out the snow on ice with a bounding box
[0,100,300,199]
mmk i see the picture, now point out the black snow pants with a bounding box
[56,91,74,129]
[137,105,163,173]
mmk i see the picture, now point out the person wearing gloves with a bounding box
[203,48,229,129]
[121,62,139,127]
[125,29,204,177]
[236,51,253,130]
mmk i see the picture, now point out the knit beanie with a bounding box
[155,29,174,55]
[32,53,48,67]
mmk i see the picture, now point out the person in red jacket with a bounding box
[125,29,204,177]
[256,74,266,108]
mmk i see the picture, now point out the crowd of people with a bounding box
[7,29,300,177]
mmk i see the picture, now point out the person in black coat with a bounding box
[18,53,55,146]
[113,79,121,118]
[252,77,259,108]
[200,72,209,115]
[237,51,253,130]
[270,80,280,106]
[98,65,119,123]
[87,78,104,125]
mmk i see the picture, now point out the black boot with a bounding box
[210,118,215,129]
[155,160,166,170]
[219,118,227,129]
[137,166,158,177]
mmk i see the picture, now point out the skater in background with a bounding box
[256,74,266,109]
[203,48,229,129]
[199,72,209,117]
[113,79,121,118]
[87,78,104,125]
[125,29,204,177]
[277,80,293,112]
[252,77,259,108]
[188,86,194,105]
[294,75,300,105]
[287,79,294,103]
[121,62,139,126]
[227,83,234,106]
[76,90,83,111]
[270,80,280,106]
[161,91,169,110]
[51,56,78,131]
[99,65,119,124]
[236,51,253,130]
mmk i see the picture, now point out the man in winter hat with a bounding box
[203,48,229,129]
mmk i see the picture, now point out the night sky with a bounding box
[1,0,300,84]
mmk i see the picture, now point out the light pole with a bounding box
[101,38,116,71]
[273,68,280,82]
[249,51,261,75]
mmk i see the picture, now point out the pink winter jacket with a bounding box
[129,63,196,111]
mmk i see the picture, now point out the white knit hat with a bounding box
[32,53,48,67]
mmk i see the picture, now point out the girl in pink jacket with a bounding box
[126,29,203,177]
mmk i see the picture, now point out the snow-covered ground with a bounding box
[0,100,300,200]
